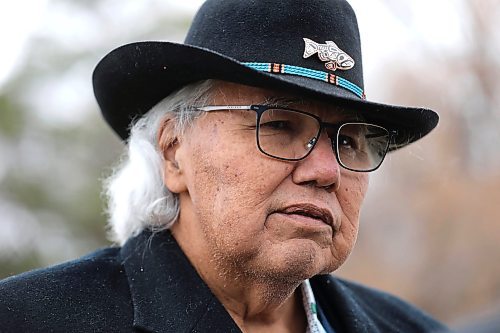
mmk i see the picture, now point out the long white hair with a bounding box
[103,80,214,245]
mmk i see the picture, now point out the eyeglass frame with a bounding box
[196,104,398,172]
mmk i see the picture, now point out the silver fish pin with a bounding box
[303,38,355,71]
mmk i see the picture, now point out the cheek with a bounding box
[185,138,296,259]
[338,173,369,222]
[185,126,293,228]
[325,174,368,270]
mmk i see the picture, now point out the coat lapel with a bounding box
[311,275,381,333]
[120,230,240,333]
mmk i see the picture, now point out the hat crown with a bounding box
[93,0,438,144]
[185,0,364,89]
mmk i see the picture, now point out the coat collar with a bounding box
[119,229,241,333]
[311,275,378,333]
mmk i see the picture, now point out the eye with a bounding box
[260,120,292,131]
[338,134,356,150]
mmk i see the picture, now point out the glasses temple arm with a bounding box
[196,105,253,112]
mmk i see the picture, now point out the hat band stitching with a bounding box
[243,62,366,100]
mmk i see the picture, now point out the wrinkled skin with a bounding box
[160,81,369,331]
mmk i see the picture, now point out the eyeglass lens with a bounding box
[257,108,390,171]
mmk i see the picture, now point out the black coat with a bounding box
[0,230,447,332]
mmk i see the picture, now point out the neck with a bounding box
[223,287,307,333]
[171,218,307,333]
[202,268,307,333]
[210,273,299,319]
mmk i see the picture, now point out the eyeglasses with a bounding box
[196,105,397,172]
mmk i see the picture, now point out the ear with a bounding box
[158,118,188,194]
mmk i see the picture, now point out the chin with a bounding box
[263,239,340,281]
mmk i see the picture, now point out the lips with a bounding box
[275,204,338,231]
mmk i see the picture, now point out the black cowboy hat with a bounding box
[93,0,438,147]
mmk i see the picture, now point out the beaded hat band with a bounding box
[244,62,366,100]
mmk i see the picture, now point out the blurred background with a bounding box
[0,0,499,329]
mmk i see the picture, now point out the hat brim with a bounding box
[93,41,438,149]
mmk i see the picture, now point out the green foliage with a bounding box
[0,94,24,138]
[0,255,43,280]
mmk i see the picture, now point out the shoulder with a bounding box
[311,275,449,332]
[0,247,133,333]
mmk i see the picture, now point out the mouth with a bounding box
[273,204,338,231]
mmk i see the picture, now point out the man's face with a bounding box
[165,82,369,282]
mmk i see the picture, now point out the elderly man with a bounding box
[0,0,448,332]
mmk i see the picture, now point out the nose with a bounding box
[292,131,340,191]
